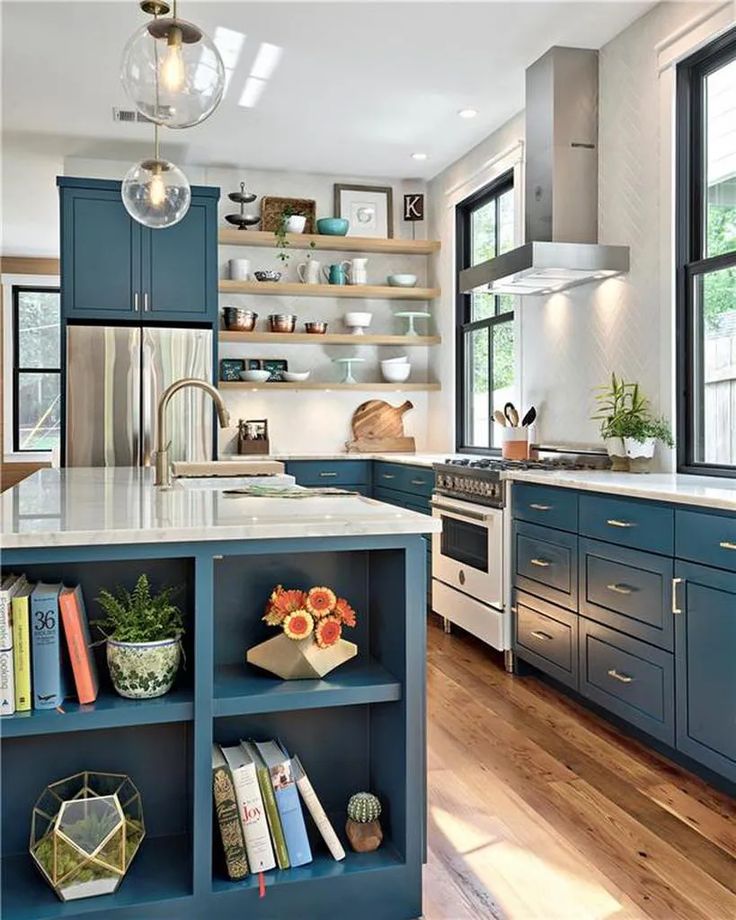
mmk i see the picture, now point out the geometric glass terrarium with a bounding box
[30,772,145,901]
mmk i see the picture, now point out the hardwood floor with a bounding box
[423,617,736,920]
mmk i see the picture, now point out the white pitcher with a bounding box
[297,259,321,284]
[346,258,369,285]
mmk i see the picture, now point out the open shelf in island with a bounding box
[218,331,441,346]
[219,280,439,300]
[219,228,440,256]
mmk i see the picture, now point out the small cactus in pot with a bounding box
[345,792,383,853]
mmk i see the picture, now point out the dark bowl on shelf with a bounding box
[254,270,282,282]
[304,322,328,334]
[225,214,260,229]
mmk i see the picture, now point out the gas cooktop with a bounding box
[440,456,592,472]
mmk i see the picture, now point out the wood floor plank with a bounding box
[647,782,736,859]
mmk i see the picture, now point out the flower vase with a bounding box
[246,633,357,680]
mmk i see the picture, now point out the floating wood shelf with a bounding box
[219,228,440,255]
[219,381,441,392]
[219,331,441,346]
[219,280,439,300]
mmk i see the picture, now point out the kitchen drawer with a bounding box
[432,579,504,649]
[579,494,673,556]
[580,538,674,650]
[373,485,410,509]
[513,520,578,611]
[285,460,371,487]
[579,618,674,744]
[512,483,578,533]
[374,462,434,498]
[675,508,736,573]
[514,591,578,690]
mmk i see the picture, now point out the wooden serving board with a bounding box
[346,437,416,453]
[351,400,413,440]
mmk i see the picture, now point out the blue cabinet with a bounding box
[675,561,736,781]
[514,591,578,690]
[513,520,578,611]
[284,460,372,493]
[579,493,673,555]
[513,482,578,533]
[58,177,219,324]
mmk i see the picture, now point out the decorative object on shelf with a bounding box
[274,206,316,265]
[254,270,282,282]
[395,311,431,336]
[122,123,191,229]
[220,358,246,382]
[228,259,251,281]
[120,0,225,128]
[387,273,417,287]
[223,307,257,331]
[334,184,393,238]
[346,399,415,453]
[285,215,307,233]
[283,371,310,382]
[323,262,349,285]
[344,311,373,335]
[30,771,145,901]
[297,260,322,284]
[246,585,358,680]
[345,792,383,853]
[240,369,271,382]
[268,314,296,333]
[93,574,183,699]
[380,358,411,383]
[344,258,369,285]
[262,358,289,381]
[316,217,350,236]
[238,419,270,455]
[304,321,328,334]
[225,181,259,230]
[261,197,316,233]
[403,193,425,240]
[334,356,365,384]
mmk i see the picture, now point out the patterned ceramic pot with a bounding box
[106,637,181,699]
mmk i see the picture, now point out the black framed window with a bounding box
[456,172,514,452]
[677,28,736,475]
[12,286,62,453]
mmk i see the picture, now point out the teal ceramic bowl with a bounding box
[317,217,350,236]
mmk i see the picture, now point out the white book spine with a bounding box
[0,647,15,715]
[0,585,14,650]
[296,772,346,861]
[230,760,276,872]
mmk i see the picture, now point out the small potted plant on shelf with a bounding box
[345,792,383,853]
[620,413,675,472]
[93,574,184,699]
[275,206,315,266]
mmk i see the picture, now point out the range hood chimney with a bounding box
[459,47,629,296]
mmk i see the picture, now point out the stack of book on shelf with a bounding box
[0,575,98,715]
[212,739,345,881]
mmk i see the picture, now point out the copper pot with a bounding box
[223,308,257,331]
[268,314,297,333]
[304,322,328,334]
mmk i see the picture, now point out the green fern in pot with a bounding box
[94,575,184,700]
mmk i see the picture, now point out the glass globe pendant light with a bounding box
[122,123,191,228]
[121,0,225,129]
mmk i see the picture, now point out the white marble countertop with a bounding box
[0,468,440,549]
[505,469,736,512]
[229,452,456,468]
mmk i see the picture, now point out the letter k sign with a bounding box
[403,194,424,222]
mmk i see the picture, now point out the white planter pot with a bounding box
[624,437,655,459]
[106,637,181,699]
[285,215,307,233]
[603,437,629,472]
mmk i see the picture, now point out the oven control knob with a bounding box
[458,570,466,585]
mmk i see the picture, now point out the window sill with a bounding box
[3,453,53,464]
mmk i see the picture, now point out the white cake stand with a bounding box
[395,311,431,336]
[333,357,366,384]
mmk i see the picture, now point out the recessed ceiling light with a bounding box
[458,108,477,119]
[411,152,428,161]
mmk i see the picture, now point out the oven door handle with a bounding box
[430,500,495,523]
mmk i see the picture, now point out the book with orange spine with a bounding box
[59,585,99,704]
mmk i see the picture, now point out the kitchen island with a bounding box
[0,468,438,920]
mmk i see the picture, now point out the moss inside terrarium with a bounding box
[33,817,144,887]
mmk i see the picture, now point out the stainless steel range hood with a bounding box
[459,47,629,296]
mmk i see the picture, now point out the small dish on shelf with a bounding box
[283,371,311,382]
[317,218,350,236]
[344,312,373,335]
[254,270,282,282]
[395,311,431,336]
[240,370,271,383]
[380,359,411,383]
[387,273,417,287]
[304,322,328,334]
[333,357,366,384]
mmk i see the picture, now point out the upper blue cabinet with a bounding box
[58,177,219,325]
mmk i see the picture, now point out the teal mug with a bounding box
[322,262,349,285]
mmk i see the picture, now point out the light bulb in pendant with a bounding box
[161,26,185,92]
[122,154,190,229]
[149,169,166,207]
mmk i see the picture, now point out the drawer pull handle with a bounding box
[411,479,426,486]
[530,558,551,568]
[382,474,396,480]
[319,471,338,478]
[529,503,552,511]
[719,541,736,551]
[607,668,634,684]
[672,576,683,614]
[607,583,634,595]
[607,519,635,528]
[530,630,553,641]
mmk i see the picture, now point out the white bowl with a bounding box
[285,215,307,233]
[240,370,271,382]
[380,363,411,383]
[381,355,409,365]
[344,311,373,332]
[282,371,311,382]
[387,273,417,287]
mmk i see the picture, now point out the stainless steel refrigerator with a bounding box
[66,326,214,467]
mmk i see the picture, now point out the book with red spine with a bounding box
[59,585,99,704]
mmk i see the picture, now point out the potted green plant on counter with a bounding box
[94,575,184,699]
[620,413,674,472]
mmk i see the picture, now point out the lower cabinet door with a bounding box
[513,520,578,611]
[514,591,578,690]
[675,562,736,781]
[579,618,674,744]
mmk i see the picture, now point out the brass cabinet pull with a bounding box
[672,576,683,614]
[319,471,338,478]
[607,518,635,528]
[530,630,553,641]
[719,541,736,551]
[133,292,140,312]
[382,473,396,479]
[607,583,634,595]
[529,503,551,511]
[607,668,634,684]
[530,558,551,568]
[411,479,426,486]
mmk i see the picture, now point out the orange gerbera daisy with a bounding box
[306,586,337,618]
[315,616,341,648]
[263,586,308,625]
[334,597,356,628]
[283,609,314,640]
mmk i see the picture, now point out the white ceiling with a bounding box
[2,1,656,179]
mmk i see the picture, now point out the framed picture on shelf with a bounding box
[219,359,245,381]
[334,184,393,238]
[261,358,288,382]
